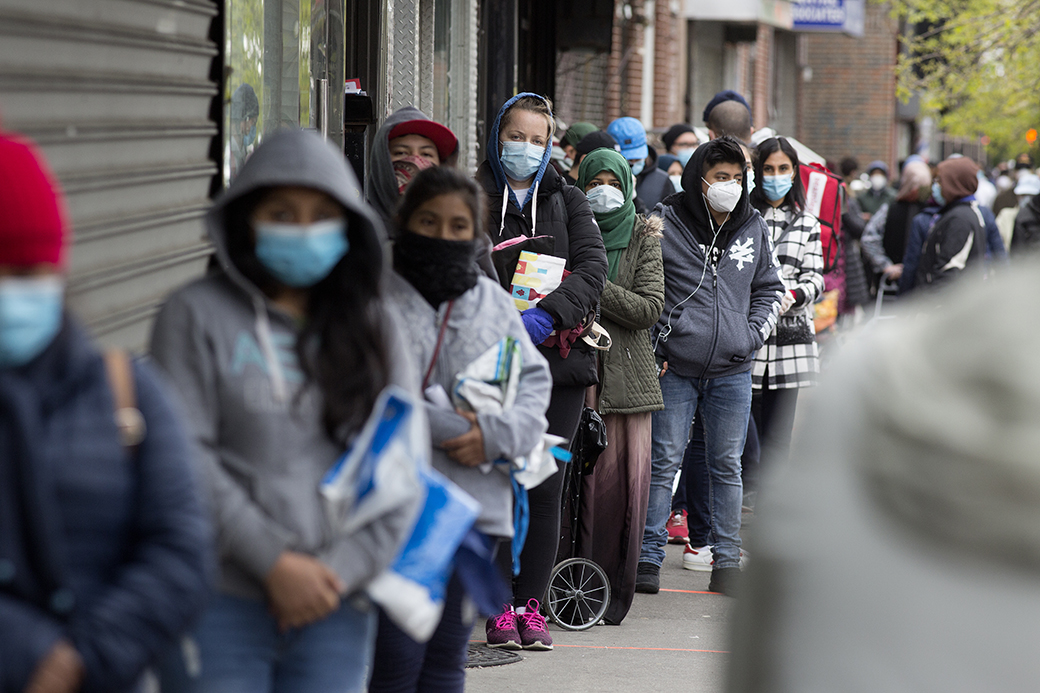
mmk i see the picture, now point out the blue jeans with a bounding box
[640,370,752,568]
[157,593,376,693]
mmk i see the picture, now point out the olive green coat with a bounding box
[596,215,666,415]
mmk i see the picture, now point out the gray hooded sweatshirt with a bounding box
[150,128,422,601]
[366,106,458,223]
[387,274,552,537]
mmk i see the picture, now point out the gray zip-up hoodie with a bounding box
[387,273,551,537]
[150,128,422,600]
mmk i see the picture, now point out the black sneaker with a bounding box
[634,562,660,594]
[707,566,741,597]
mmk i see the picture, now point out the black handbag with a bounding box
[571,406,608,475]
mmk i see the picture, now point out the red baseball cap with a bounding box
[387,119,458,162]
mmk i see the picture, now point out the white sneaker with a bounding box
[682,544,749,572]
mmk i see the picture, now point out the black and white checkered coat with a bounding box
[753,205,825,390]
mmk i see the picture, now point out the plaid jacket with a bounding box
[753,205,825,390]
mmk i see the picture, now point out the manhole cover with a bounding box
[466,643,523,668]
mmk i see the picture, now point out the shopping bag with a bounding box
[509,251,568,311]
[367,466,480,642]
[319,386,426,536]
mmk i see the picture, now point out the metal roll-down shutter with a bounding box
[0,0,220,351]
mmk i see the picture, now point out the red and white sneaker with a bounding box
[682,544,714,572]
[682,544,749,572]
[666,509,689,544]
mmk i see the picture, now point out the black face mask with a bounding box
[394,230,479,307]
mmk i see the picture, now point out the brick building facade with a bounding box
[797,1,899,172]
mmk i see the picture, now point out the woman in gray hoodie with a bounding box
[151,129,423,693]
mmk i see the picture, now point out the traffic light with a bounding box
[1028,128,1038,144]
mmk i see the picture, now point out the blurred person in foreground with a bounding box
[728,262,1040,692]
[0,132,212,692]
[152,129,423,692]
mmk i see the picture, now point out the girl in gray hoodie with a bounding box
[370,167,551,691]
[151,129,423,693]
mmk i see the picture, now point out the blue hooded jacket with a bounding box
[486,92,555,212]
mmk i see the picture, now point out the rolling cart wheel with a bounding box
[545,557,611,631]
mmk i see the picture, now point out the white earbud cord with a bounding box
[653,194,729,353]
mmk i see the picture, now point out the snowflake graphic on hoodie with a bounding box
[730,237,755,271]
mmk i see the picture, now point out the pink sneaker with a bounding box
[485,605,521,650]
[666,509,689,544]
[517,598,553,650]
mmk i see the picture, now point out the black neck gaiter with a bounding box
[394,230,479,307]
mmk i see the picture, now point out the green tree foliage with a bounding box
[892,0,1040,162]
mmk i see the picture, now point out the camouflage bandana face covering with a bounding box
[393,155,436,194]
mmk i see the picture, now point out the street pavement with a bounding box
[465,540,736,693]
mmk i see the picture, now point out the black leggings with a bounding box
[369,572,469,693]
[496,384,586,606]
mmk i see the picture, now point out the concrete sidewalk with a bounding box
[465,541,735,693]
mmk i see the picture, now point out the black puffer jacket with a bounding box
[476,160,608,387]
[916,199,985,290]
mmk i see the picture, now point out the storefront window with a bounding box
[224,0,332,185]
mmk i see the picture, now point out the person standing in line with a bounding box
[607,117,674,212]
[366,106,459,224]
[661,123,700,168]
[745,137,824,499]
[635,136,784,597]
[857,161,896,219]
[370,167,551,690]
[573,148,665,625]
[0,132,212,693]
[558,122,600,183]
[152,129,423,693]
[915,156,986,292]
[476,93,607,651]
[1009,173,1040,254]
[566,130,621,188]
[860,159,932,286]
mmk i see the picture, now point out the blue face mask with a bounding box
[745,168,756,194]
[244,122,257,147]
[0,276,64,369]
[500,141,545,182]
[932,181,946,207]
[675,147,695,168]
[254,219,349,287]
[630,160,645,177]
[762,174,794,202]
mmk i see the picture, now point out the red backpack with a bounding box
[799,162,843,273]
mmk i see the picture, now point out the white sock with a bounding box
[515,606,527,615]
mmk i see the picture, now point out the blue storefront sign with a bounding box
[792,0,865,37]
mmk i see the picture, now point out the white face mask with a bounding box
[669,174,683,193]
[586,184,627,214]
[745,168,756,194]
[702,178,742,214]
[870,173,888,191]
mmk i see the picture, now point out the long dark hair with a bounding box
[750,136,806,212]
[394,166,487,235]
[224,188,390,441]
